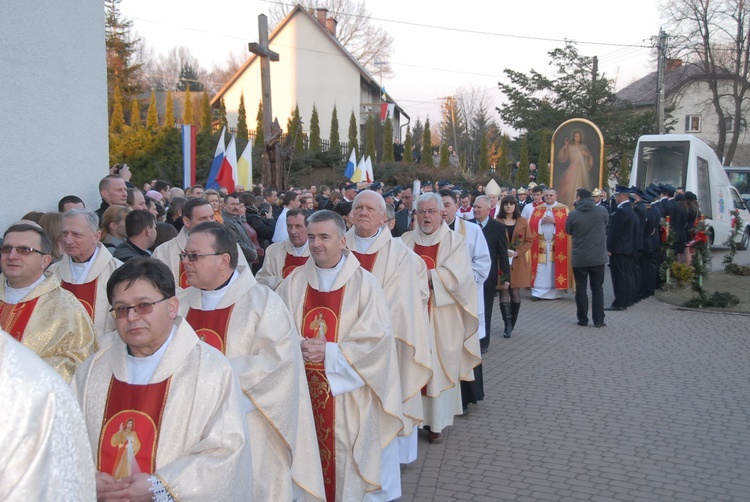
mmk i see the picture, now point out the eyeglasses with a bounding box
[415,209,441,215]
[179,251,223,262]
[0,245,48,256]
[109,297,171,319]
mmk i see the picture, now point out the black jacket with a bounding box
[607,202,637,255]
[470,218,510,290]
[112,239,151,263]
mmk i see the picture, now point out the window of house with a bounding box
[724,115,733,132]
[685,115,702,133]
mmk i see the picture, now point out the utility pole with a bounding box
[249,14,284,190]
[591,55,598,116]
[655,28,668,134]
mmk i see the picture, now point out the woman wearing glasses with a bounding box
[496,195,533,338]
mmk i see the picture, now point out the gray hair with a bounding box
[474,195,491,206]
[385,204,395,221]
[352,189,386,215]
[307,209,347,237]
[416,192,444,210]
[62,208,100,233]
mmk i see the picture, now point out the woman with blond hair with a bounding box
[100,205,130,251]
[39,212,65,263]
[202,189,223,223]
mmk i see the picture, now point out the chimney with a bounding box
[316,8,327,26]
[326,17,337,38]
[666,58,682,71]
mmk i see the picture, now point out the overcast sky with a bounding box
[121,0,664,135]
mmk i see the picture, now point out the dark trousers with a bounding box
[609,254,630,308]
[641,251,656,298]
[632,251,642,303]
[480,287,495,350]
[573,265,605,325]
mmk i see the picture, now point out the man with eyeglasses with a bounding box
[346,190,432,464]
[0,223,96,382]
[49,209,123,339]
[528,189,572,300]
[401,193,480,444]
[153,198,248,290]
[177,222,325,501]
[256,209,310,290]
[71,258,252,501]
[277,210,404,501]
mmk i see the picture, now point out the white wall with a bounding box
[0,0,108,232]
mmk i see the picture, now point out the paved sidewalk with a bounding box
[399,252,750,501]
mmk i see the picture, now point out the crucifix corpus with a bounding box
[249,14,285,190]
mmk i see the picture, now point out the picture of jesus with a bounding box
[309,312,328,340]
[110,417,142,479]
[551,119,604,208]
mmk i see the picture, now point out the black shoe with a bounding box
[604,306,625,311]
[503,333,511,339]
[594,323,606,328]
[577,320,588,326]
[481,346,489,354]
[461,407,469,416]
[530,296,541,302]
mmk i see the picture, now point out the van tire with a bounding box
[739,227,750,251]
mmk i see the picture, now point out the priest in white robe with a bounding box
[71,258,253,501]
[255,209,310,290]
[401,193,480,444]
[347,190,432,464]
[277,210,404,502]
[0,331,96,500]
[177,222,325,501]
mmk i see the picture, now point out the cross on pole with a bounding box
[249,14,284,190]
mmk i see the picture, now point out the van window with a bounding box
[697,156,712,218]
[730,187,746,210]
[635,142,689,189]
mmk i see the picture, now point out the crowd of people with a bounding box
[0,166,695,500]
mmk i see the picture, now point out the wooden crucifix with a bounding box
[249,14,284,190]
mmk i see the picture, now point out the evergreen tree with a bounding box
[619,150,630,185]
[309,104,321,152]
[105,0,142,98]
[537,131,551,186]
[146,90,158,130]
[382,117,394,162]
[110,85,125,132]
[287,104,304,154]
[183,87,193,124]
[479,133,489,172]
[236,93,248,141]
[164,91,175,128]
[348,111,358,155]
[412,118,423,153]
[130,97,141,128]
[176,62,204,92]
[403,126,414,163]
[254,101,265,149]
[329,105,341,157]
[517,136,530,185]
[218,98,228,132]
[200,91,212,133]
[422,118,433,167]
[365,116,376,160]
[440,143,450,168]
[192,95,202,130]
[498,134,510,181]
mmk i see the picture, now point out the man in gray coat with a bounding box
[565,188,610,327]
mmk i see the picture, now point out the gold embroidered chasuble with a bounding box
[255,239,310,290]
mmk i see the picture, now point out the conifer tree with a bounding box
[146,90,158,130]
[517,136,530,185]
[537,131,551,185]
[218,98,228,132]
[329,105,340,156]
[192,95,202,130]
[421,118,433,167]
[440,143,450,168]
[365,116,376,160]
[164,91,175,128]
[236,93,248,141]
[348,111,358,155]
[200,91,212,133]
[287,104,304,154]
[619,150,630,185]
[130,98,141,128]
[382,117,394,162]
[309,104,321,151]
[254,101,265,149]
[479,133,489,172]
[498,134,510,181]
[403,126,414,163]
[110,85,125,133]
[183,87,193,124]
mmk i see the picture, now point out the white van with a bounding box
[629,134,750,249]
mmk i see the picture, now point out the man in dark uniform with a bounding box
[630,187,648,304]
[641,186,662,299]
[606,185,637,311]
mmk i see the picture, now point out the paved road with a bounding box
[399,249,750,501]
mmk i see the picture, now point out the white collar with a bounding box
[69,245,100,283]
[4,274,46,305]
[292,241,309,256]
[353,227,382,253]
[316,254,346,292]
[126,324,177,385]
[200,269,240,311]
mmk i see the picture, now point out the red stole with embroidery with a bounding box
[350,250,378,273]
[61,279,98,321]
[529,204,570,288]
[178,262,189,289]
[283,253,308,278]
[0,298,39,341]
[413,243,439,396]
[302,285,345,502]
[185,306,234,353]
[98,377,171,479]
